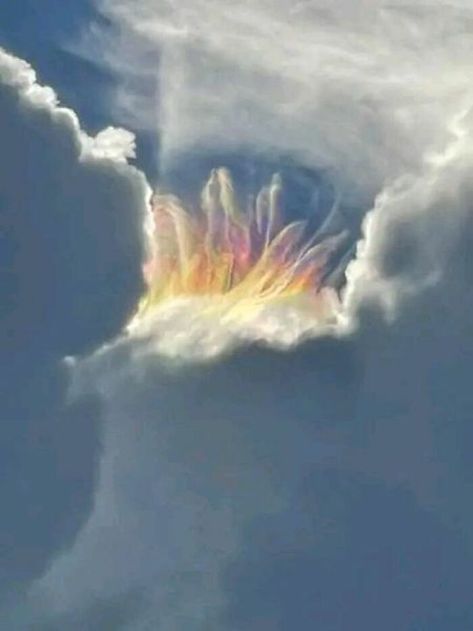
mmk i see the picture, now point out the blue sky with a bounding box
[0,0,159,179]
[0,1,108,127]
[2,2,473,630]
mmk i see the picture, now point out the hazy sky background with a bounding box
[2,2,473,630]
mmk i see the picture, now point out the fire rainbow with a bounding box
[131,168,346,328]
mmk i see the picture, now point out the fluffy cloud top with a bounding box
[0,47,149,355]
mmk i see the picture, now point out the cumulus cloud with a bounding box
[0,47,150,355]
[0,45,148,603]
[5,1,473,628]
[26,121,473,624]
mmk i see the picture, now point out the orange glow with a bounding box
[135,168,343,321]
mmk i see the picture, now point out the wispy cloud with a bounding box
[94,0,473,203]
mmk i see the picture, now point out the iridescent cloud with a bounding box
[131,168,347,331]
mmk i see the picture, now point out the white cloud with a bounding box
[94,0,473,204]
[0,48,139,166]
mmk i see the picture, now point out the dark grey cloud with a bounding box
[30,262,473,630]
[0,362,100,595]
[31,586,148,631]
[0,47,147,601]
[221,471,473,631]
[22,335,359,630]
[0,60,145,356]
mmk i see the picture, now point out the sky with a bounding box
[2,1,473,630]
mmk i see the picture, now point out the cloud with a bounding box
[26,115,473,618]
[221,471,473,630]
[0,46,148,600]
[5,2,473,629]
[25,3,473,623]
[28,241,473,628]
[24,335,360,629]
[0,47,150,356]
[93,0,473,204]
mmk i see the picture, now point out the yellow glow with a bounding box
[133,168,343,324]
